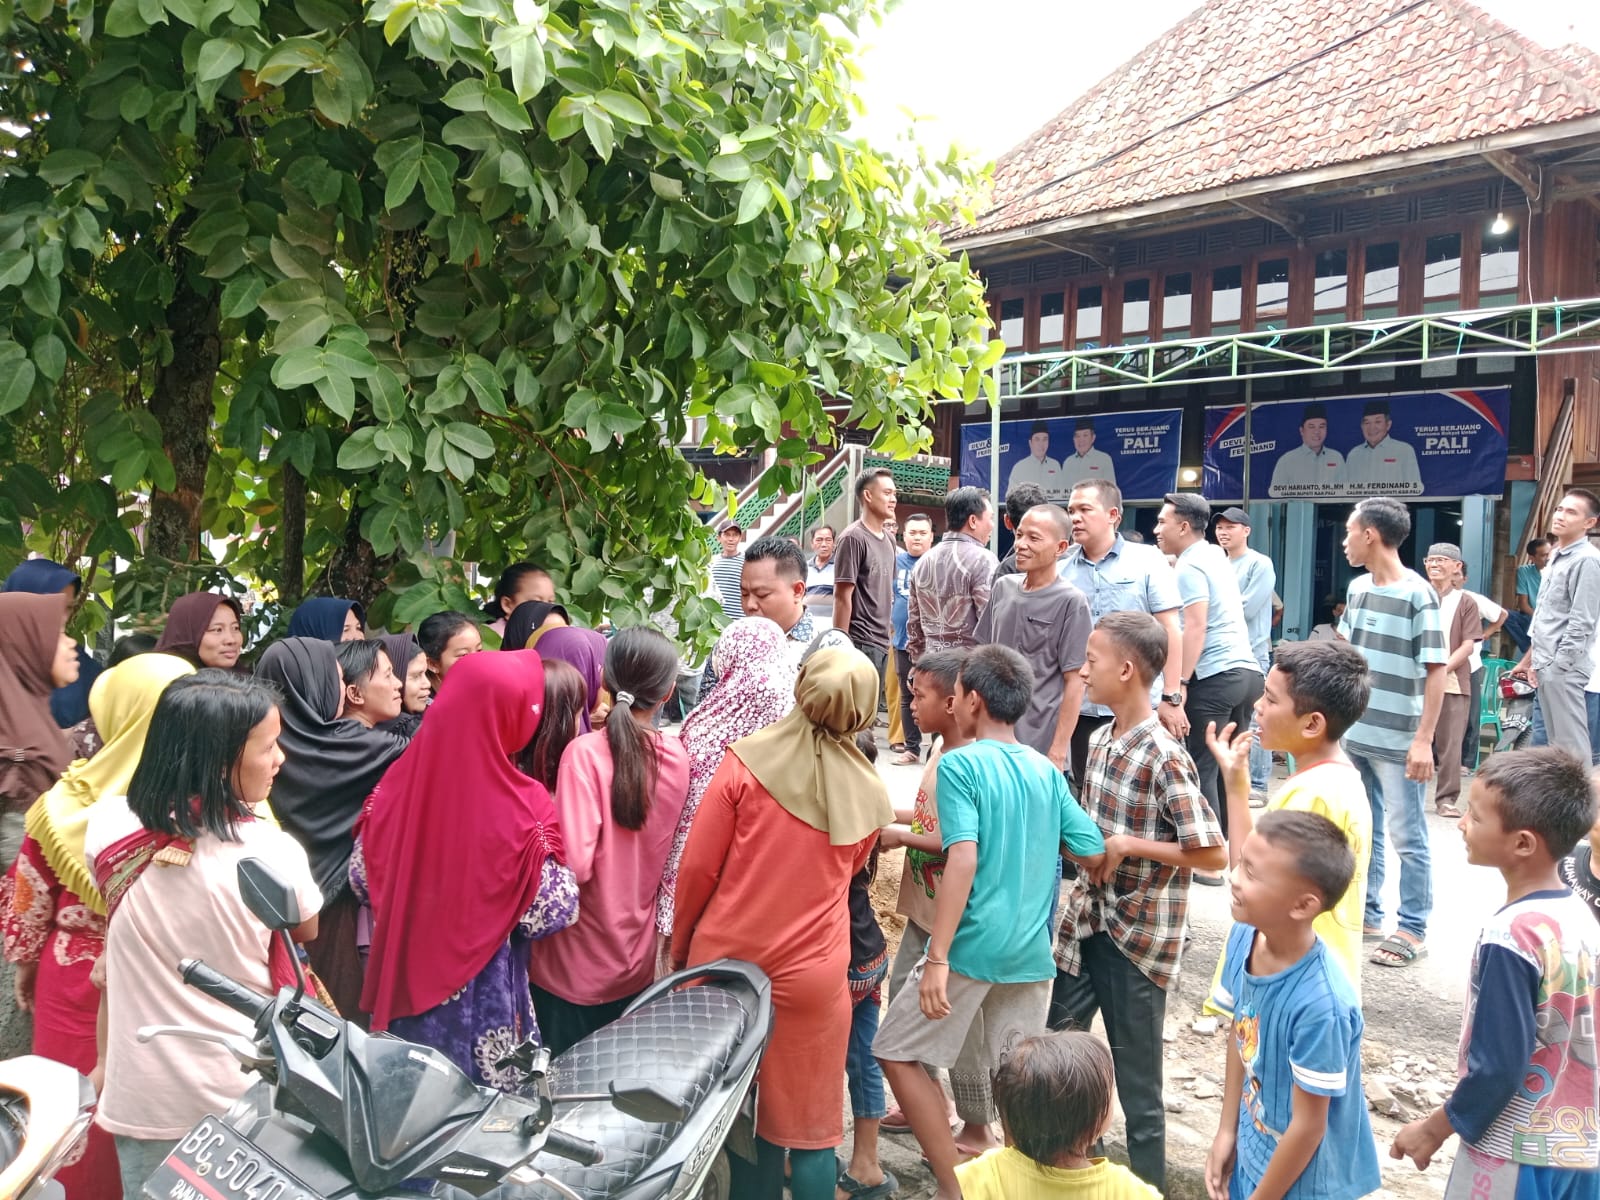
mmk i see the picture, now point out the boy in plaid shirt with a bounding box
[1051,611,1227,1192]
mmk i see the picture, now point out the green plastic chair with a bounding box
[1476,657,1517,767]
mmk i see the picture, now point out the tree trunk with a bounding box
[281,462,306,606]
[145,255,221,561]
[326,503,397,611]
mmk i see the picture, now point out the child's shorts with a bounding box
[1444,1147,1600,1200]
[872,958,1049,1072]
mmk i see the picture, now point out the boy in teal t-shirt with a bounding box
[875,645,1105,1200]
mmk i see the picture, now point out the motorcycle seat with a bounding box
[531,985,750,1198]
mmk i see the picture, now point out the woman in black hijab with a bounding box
[375,633,429,739]
[500,601,570,651]
[256,637,406,1020]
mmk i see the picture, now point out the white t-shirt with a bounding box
[1462,589,1506,674]
[87,797,323,1139]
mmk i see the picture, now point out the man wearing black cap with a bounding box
[1268,402,1344,497]
[1341,399,1422,493]
[1060,417,1117,490]
[1007,420,1064,498]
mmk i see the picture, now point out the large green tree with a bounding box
[0,0,1000,637]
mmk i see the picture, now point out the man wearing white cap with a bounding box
[1214,506,1276,801]
[1422,543,1480,818]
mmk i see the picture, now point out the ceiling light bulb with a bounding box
[1490,212,1510,236]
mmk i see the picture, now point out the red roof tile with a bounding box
[957,0,1600,243]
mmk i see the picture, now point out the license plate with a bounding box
[142,1115,319,1200]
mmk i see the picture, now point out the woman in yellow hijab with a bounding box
[2,652,193,1198]
[670,647,893,1200]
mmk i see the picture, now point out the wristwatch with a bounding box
[1160,691,1184,706]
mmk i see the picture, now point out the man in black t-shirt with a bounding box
[833,467,898,689]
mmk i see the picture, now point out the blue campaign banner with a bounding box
[959,409,1183,502]
[1201,387,1511,503]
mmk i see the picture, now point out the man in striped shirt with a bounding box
[710,523,746,621]
[1338,498,1445,969]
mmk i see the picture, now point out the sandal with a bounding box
[891,750,921,766]
[1435,800,1463,818]
[1370,933,1427,967]
[1362,926,1387,943]
[838,1168,900,1199]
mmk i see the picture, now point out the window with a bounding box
[1479,225,1519,306]
[1121,279,1150,343]
[1039,291,1066,346]
[999,297,1025,349]
[1211,266,1242,335]
[1075,285,1103,348]
[1254,258,1289,326]
[1313,249,1348,324]
[1362,242,1400,319]
[1162,273,1193,337]
[1423,233,1462,312]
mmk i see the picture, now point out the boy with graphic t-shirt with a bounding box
[1207,640,1374,995]
[1208,811,1381,1200]
[875,645,1105,1200]
[1393,749,1600,1199]
[1559,814,1600,926]
[877,649,997,1152]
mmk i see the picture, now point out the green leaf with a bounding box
[184,208,248,255]
[270,346,324,388]
[501,27,546,102]
[219,273,266,319]
[0,250,31,291]
[31,332,65,382]
[483,87,532,132]
[461,355,504,414]
[368,367,406,422]
[571,556,603,595]
[314,370,356,420]
[195,37,244,81]
[324,337,378,379]
[417,145,456,216]
[103,0,149,36]
[254,36,324,86]
[649,172,684,201]
[707,153,750,183]
[272,307,334,353]
[256,277,324,320]
[37,150,101,186]
[735,176,771,225]
[21,0,51,20]
[593,88,648,126]
[581,106,614,160]
[0,359,36,415]
[337,425,382,470]
[442,421,494,458]
[441,77,487,111]
[313,39,370,127]
[381,0,415,42]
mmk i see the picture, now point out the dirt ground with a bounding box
[856,844,1461,1200]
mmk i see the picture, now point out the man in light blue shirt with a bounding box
[1154,493,1263,839]
[1057,479,1185,788]
[1215,506,1278,797]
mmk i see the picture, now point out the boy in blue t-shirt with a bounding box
[1208,810,1382,1200]
[875,644,1106,1200]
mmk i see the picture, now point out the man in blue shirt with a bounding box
[1155,493,1263,840]
[1504,537,1550,656]
[891,514,934,764]
[1215,507,1278,800]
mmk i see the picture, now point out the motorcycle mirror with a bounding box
[608,1080,691,1124]
[237,858,302,932]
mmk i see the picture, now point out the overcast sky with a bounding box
[851,0,1600,162]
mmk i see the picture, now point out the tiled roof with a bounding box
[957,0,1600,244]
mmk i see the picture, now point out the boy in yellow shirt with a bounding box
[956,1030,1160,1200]
[1205,640,1372,994]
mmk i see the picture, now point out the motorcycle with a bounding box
[138,858,772,1200]
[1498,671,1537,752]
[0,1055,97,1199]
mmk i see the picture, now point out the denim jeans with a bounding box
[1349,749,1432,940]
[116,1135,178,1200]
[846,958,889,1120]
[1248,738,1272,792]
[1587,691,1600,766]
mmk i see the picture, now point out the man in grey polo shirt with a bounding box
[1154,492,1263,838]
[1514,488,1600,761]
[1058,479,1185,789]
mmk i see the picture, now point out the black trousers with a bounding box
[531,982,637,1058]
[1049,934,1168,1192]
[894,648,921,754]
[1070,714,1113,795]
[1183,667,1264,837]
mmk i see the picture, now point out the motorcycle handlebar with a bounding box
[180,958,274,1025]
[542,1127,604,1167]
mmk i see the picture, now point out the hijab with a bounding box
[501,601,569,651]
[26,653,195,912]
[155,591,245,669]
[0,593,72,807]
[255,638,406,899]
[375,633,424,738]
[536,626,608,728]
[358,650,563,1029]
[681,618,797,812]
[3,559,100,728]
[730,647,892,846]
[287,597,364,642]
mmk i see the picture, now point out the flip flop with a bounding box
[1434,801,1463,818]
[1371,933,1427,967]
[838,1169,900,1199]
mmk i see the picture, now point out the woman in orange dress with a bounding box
[670,647,892,1200]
